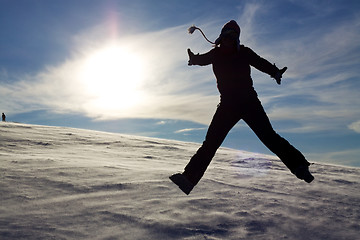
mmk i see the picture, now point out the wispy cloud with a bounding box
[1,1,359,136]
[348,121,360,134]
[174,127,206,134]
[0,22,219,124]
[237,2,360,134]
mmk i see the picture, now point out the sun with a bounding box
[78,44,145,111]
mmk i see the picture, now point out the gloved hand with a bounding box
[187,48,195,66]
[274,67,287,85]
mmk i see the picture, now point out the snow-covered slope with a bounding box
[1,122,359,240]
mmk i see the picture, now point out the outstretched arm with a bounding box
[246,47,287,85]
[187,48,213,66]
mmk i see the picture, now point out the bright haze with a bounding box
[1,0,360,167]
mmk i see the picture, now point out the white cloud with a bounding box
[0,22,220,124]
[348,121,360,134]
[156,120,167,125]
[1,2,359,135]
[174,127,206,134]
[241,3,360,134]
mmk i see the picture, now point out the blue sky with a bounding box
[1,0,360,167]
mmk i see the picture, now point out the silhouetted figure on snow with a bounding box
[2,113,5,122]
[170,20,314,195]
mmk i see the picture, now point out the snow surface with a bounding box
[1,122,359,240]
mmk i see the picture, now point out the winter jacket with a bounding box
[191,45,279,97]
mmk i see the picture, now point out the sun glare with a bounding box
[78,45,145,111]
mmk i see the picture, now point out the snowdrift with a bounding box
[1,122,359,239]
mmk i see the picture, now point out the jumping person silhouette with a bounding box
[170,20,314,195]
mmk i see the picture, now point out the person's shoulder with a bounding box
[239,44,257,56]
[239,44,252,52]
[208,46,219,56]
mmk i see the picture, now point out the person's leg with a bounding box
[183,102,240,186]
[243,98,311,175]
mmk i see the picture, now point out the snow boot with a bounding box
[295,165,314,183]
[169,173,194,195]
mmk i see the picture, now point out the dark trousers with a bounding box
[184,95,309,185]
